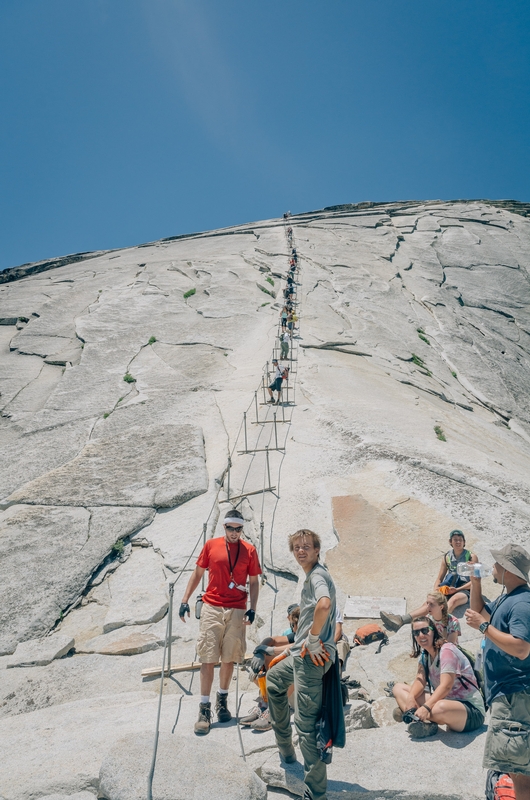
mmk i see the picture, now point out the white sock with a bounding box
[200,695,210,704]
[218,688,228,695]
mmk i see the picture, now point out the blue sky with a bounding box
[1,0,529,270]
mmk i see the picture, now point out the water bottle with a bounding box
[195,594,204,619]
[457,562,493,578]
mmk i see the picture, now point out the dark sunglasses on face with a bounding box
[413,627,433,637]
[225,525,243,533]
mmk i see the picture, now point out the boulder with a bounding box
[369,696,400,727]
[99,733,267,800]
[3,423,208,509]
[7,634,74,668]
[343,700,374,731]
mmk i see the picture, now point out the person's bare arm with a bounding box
[310,596,331,636]
[179,566,205,621]
[466,611,530,659]
[244,575,260,625]
[434,557,448,590]
[468,576,488,616]
[447,630,459,644]
[405,666,427,708]
[415,672,455,721]
[334,621,343,643]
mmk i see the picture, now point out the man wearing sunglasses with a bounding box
[179,508,261,735]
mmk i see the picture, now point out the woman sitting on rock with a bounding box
[382,591,461,643]
[392,617,485,739]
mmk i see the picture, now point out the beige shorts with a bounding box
[196,602,246,664]
[483,689,530,776]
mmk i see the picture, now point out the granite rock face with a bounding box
[99,733,267,800]
[1,200,530,800]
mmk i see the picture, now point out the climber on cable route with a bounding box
[178,508,262,736]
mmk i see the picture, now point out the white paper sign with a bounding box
[343,595,407,619]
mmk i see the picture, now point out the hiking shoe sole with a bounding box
[407,720,438,739]
[380,611,403,632]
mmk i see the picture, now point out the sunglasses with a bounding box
[225,525,243,533]
[413,627,433,637]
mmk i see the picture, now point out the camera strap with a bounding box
[226,538,241,580]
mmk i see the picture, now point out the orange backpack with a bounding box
[353,624,388,648]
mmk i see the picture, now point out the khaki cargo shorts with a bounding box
[483,688,530,776]
[196,602,246,664]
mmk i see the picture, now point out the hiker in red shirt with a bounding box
[179,508,261,735]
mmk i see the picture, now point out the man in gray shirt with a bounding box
[267,529,336,800]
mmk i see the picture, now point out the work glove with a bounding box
[300,633,330,666]
[244,609,256,625]
[179,602,190,621]
[250,643,275,675]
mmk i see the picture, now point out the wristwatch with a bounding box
[479,621,490,635]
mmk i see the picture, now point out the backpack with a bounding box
[353,624,388,653]
[421,644,487,707]
[485,771,516,800]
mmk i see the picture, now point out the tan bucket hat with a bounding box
[490,543,530,582]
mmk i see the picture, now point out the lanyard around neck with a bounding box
[226,539,241,577]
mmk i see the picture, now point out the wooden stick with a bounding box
[141,655,252,679]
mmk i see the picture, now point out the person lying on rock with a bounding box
[381,530,477,631]
[239,605,301,731]
[178,508,261,736]
[392,617,485,739]
[381,591,461,643]
[267,529,337,800]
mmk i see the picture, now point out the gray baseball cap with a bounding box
[490,543,530,582]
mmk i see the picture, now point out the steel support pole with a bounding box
[227,456,232,501]
[201,523,207,591]
[167,582,174,674]
[260,521,265,574]
[254,391,259,423]
[265,446,271,489]
[274,412,278,450]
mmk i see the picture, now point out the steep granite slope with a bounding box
[1,200,530,800]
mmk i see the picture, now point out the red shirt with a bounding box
[197,536,262,609]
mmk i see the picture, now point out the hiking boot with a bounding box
[380,611,411,631]
[194,702,212,735]
[240,704,264,726]
[407,720,438,739]
[279,745,297,764]
[215,691,232,723]
[251,709,272,731]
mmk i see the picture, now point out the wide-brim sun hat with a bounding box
[490,543,530,582]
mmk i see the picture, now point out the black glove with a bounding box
[179,602,190,620]
[244,609,255,624]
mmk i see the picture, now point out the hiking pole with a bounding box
[243,412,248,453]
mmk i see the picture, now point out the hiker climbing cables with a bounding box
[267,529,337,800]
[381,530,477,631]
[179,508,261,735]
[465,544,530,799]
[392,617,485,739]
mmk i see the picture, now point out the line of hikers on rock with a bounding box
[267,230,299,404]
